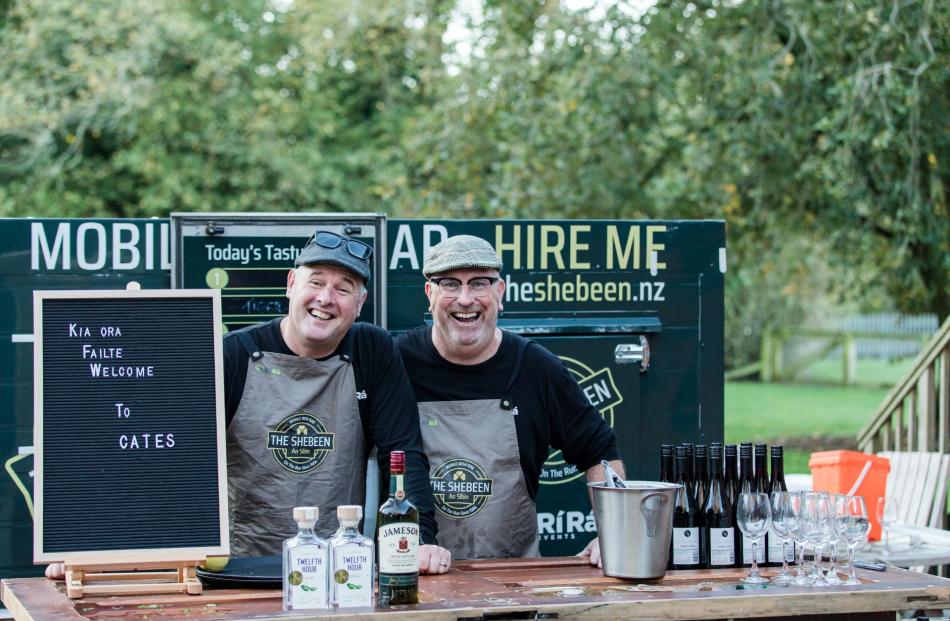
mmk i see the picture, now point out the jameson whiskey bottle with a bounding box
[376,450,419,606]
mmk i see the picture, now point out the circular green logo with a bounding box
[430,458,493,519]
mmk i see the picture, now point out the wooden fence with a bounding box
[857,316,950,453]
[725,327,929,385]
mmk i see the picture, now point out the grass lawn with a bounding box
[796,357,914,386]
[724,357,910,474]
[725,381,891,474]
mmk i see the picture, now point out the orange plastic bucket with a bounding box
[808,450,890,540]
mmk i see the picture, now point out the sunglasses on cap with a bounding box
[308,231,373,260]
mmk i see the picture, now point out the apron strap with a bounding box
[236,331,264,361]
[499,338,531,411]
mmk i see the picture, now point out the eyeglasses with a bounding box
[308,231,373,260]
[429,277,499,298]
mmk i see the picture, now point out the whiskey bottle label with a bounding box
[378,522,419,574]
[672,527,700,565]
[287,544,329,608]
[709,527,735,566]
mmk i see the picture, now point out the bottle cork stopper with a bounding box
[293,506,319,524]
[337,505,363,522]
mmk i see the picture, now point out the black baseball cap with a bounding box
[294,231,373,283]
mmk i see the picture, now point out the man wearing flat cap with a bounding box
[222,231,451,571]
[396,234,624,564]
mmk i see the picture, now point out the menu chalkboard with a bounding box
[170,212,385,332]
[33,289,228,563]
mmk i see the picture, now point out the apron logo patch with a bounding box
[430,458,493,519]
[267,412,335,473]
[254,363,281,376]
[541,356,623,486]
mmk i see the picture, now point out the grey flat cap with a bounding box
[423,235,503,278]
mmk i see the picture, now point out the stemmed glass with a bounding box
[838,495,871,585]
[825,495,853,584]
[736,492,772,585]
[802,492,831,586]
[876,496,900,556]
[819,495,842,585]
[769,492,795,585]
[788,492,810,585]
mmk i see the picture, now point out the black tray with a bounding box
[196,555,282,589]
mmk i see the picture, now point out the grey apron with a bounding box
[227,331,366,556]
[419,338,539,559]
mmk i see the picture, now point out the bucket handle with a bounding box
[639,492,668,538]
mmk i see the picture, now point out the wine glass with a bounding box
[876,496,900,556]
[819,496,842,585]
[736,492,771,585]
[802,492,830,586]
[788,492,809,585]
[769,492,795,585]
[838,496,871,585]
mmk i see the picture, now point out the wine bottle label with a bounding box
[672,527,700,565]
[767,537,795,563]
[287,544,329,609]
[378,522,419,574]
[332,544,373,608]
[740,532,766,564]
[708,527,735,566]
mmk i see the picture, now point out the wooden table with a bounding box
[4,557,950,621]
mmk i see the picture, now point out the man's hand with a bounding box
[418,544,452,574]
[45,563,65,580]
[576,538,602,568]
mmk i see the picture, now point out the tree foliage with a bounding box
[1,0,947,363]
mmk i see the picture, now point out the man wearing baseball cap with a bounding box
[396,234,624,564]
[221,231,450,572]
[47,231,449,581]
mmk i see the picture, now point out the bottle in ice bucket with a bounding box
[601,459,627,488]
[377,450,419,606]
[282,506,330,610]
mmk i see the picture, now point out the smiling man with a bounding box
[221,231,451,572]
[396,235,624,564]
[46,232,450,581]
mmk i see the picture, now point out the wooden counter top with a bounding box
[5,557,950,620]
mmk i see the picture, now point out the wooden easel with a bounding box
[64,560,203,599]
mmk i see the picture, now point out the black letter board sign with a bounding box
[33,288,228,565]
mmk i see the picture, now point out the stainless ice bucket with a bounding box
[589,481,680,579]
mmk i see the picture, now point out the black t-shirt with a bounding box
[396,325,621,500]
[223,318,437,544]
